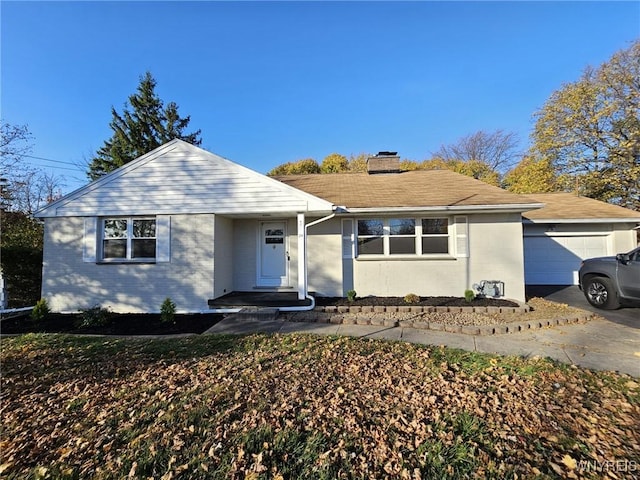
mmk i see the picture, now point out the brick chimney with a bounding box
[367,151,401,174]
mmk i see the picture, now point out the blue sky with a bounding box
[2,1,639,194]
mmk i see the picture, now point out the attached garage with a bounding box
[522,193,640,286]
[524,234,609,285]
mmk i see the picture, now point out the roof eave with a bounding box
[523,217,640,224]
[342,203,544,215]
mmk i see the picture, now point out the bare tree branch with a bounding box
[433,129,521,172]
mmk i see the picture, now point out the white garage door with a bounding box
[524,235,609,285]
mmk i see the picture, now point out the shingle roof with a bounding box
[274,170,539,209]
[521,193,640,221]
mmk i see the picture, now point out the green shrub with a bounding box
[346,290,357,302]
[404,293,420,304]
[78,305,112,328]
[31,298,50,322]
[160,297,176,323]
[1,212,43,307]
[464,289,476,302]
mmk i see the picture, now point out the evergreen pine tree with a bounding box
[87,72,202,180]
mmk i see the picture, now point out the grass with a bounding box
[1,333,638,479]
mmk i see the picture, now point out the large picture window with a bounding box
[356,217,450,257]
[102,217,156,261]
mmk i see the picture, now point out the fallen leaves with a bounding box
[1,333,638,479]
[562,454,578,470]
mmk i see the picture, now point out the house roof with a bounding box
[274,170,541,212]
[35,140,334,218]
[521,193,640,223]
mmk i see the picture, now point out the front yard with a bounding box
[1,334,638,479]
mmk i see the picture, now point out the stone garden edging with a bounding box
[283,304,596,336]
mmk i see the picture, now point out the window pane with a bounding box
[265,229,283,236]
[390,237,415,254]
[357,237,383,255]
[132,239,156,258]
[265,237,284,244]
[133,220,156,238]
[389,219,415,235]
[422,218,448,234]
[358,219,383,236]
[103,239,127,258]
[422,237,449,254]
[104,219,127,238]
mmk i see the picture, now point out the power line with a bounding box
[23,154,84,167]
[24,163,82,173]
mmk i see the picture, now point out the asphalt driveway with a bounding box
[526,285,639,329]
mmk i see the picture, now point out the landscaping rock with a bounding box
[277,296,595,336]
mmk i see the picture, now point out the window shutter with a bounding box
[342,219,354,258]
[83,217,98,263]
[454,216,469,258]
[156,215,171,262]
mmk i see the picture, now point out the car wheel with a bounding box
[584,276,620,310]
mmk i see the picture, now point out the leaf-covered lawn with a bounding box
[1,333,638,479]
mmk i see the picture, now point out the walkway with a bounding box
[206,315,640,377]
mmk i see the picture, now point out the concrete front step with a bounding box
[204,307,283,334]
[234,307,280,322]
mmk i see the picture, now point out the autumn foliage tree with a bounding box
[268,149,504,185]
[530,40,640,209]
[267,158,321,176]
[320,153,348,173]
[346,153,371,173]
[502,157,557,194]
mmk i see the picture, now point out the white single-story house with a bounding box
[34,140,640,313]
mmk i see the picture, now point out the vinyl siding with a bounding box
[41,141,333,217]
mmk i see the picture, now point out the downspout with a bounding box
[278,211,336,312]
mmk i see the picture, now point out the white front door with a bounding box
[258,221,289,287]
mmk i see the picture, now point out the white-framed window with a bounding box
[421,218,449,254]
[356,217,452,257]
[389,218,416,254]
[357,219,384,255]
[101,217,156,261]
